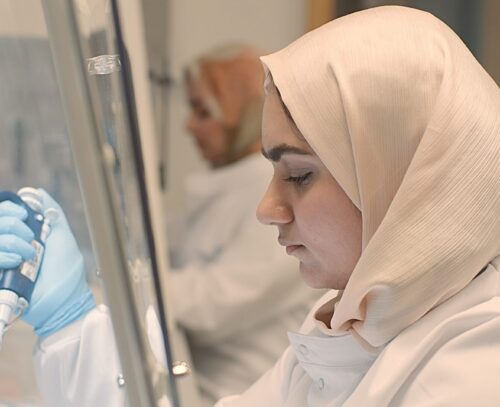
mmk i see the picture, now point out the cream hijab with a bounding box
[261,6,500,347]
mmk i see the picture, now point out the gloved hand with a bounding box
[0,189,95,336]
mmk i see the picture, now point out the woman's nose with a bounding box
[256,182,293,225]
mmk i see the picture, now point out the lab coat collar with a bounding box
[287,327,379,405]
[312,256,500,353]
[288,329,378,368]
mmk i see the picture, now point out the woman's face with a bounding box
[185,77,230,167]
[257,89,362,289]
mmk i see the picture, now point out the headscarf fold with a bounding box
[261,6,500,347]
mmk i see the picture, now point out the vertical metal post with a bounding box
[41,1,157,406]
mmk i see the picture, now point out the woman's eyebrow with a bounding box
[261,143,311,162]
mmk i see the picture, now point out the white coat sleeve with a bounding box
[33,305,127,407]
[168,216,314,345]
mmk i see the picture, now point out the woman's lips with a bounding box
[286,245,302,255]
[278,238,303,255]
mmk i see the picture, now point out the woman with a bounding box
[217,5,500,406]
[0,5,498,406]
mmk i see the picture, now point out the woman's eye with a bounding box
[285,172,313,186]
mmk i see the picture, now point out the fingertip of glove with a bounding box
[0,252,23,268]
[0,201,28,220]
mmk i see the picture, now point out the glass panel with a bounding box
[0,1,95,405]
[75,3,156,316]
[0,1,176,405]
[70,1,175,402]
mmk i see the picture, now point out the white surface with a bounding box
[0,2,46,37]
[160,0,307,215]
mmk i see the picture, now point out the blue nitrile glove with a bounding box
[0,201,36,268]
[0,189,96,336]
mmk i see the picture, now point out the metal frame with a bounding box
[41,1,160,405]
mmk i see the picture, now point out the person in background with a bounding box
[166,45,319,405]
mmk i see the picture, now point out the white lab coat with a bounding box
[31,258,500,406]
[217,257,500,406]
[168,153,319,405]
[34,305,126,406]
[32,153,319,406]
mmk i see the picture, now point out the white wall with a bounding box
[0,2,46,37]
[156,0,307,214]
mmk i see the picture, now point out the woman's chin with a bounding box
[299,262,328,289]
[299,262,348,290]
